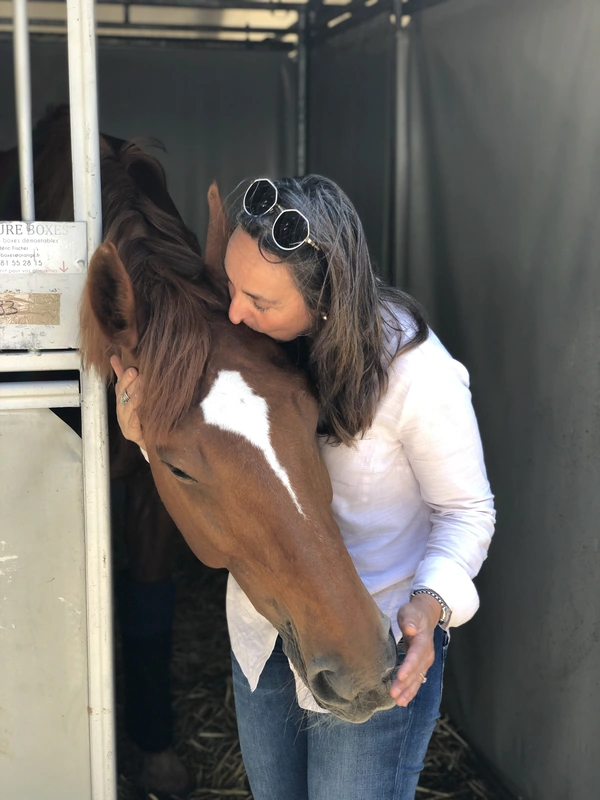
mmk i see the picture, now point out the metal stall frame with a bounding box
[0,0,400,186]
[1,0,114,797]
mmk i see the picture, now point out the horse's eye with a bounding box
[166,464,196,483]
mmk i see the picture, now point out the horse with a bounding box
[1,107,398,729]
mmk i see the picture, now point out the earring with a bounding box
[322,314,328,321]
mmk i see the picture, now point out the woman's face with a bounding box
[224,227,314,342]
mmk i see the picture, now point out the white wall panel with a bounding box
[0,408,91,799]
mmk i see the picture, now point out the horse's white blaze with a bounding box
[201,370,305,517]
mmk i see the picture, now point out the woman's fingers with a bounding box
[390,647,431,706]
[110,355,139,398]
[390,601,436,706]
[390,674,426,707]
[109,354,124,381]
[109,356,145,449]
[390,661,430,706]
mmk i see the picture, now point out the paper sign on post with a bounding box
[0,221,87,274]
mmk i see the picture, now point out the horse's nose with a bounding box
[306,630,397,705]
[306,656,354,703]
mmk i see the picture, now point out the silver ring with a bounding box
[419,672,427,684]
[119,389,130,406]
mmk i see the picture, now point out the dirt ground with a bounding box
[116,541,505,800]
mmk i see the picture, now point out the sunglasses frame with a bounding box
[243,178,319,252]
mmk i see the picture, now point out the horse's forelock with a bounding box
[78,120,230,437]
[135,275,218,440]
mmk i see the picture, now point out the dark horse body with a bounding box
[0,108,398,733]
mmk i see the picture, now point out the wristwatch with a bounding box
[411,588,452,628]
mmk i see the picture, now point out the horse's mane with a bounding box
[24,105,230,439]
[89,141,230,439]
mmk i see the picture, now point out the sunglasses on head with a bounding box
[243,178,320,252]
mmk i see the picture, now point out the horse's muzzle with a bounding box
[304,625,398,724]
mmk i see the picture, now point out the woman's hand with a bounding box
[390,593,440,706]
[110,355,147,453]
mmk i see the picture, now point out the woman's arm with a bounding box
[390,343,495,705]
[398,352,496,627]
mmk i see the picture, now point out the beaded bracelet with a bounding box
[411,588,451,627]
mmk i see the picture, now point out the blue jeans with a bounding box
[232,625,448,800]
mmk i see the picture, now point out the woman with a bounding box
[111,175,495,800]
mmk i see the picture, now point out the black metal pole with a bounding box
[393,0,410,289]
[296,8,309,176]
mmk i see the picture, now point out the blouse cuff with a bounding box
[411,556,480,627]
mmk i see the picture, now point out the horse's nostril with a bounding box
[310,669,340,704]
[307,655,356,703]
[386,627,398,667]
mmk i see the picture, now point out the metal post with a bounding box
[12,0,35,221]
[65,2,115,799]
[296,8,309,175]
[393,1,410,289]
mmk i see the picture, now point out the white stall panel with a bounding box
[0,408,91,800]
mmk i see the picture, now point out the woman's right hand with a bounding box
[110,355,147,453]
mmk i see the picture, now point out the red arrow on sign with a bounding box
[59,262,68,272]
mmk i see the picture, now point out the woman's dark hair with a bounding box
[235,175,428,445]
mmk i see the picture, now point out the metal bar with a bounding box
[90,0,309,8]
[0,380,80,409]
[78,369,114,800]
[402,0,449,14]
[296,8,308,175]
[97,21,297,35]
[66,2,115,799]
[67,1,102,248]
[0,350,82,372]
[0,18,299,36]
[66,1,86,217]
[94,31,294,48]
[0,30,296,51]
[393,0,409,289]
[312,0,379,27]
[12,0,35,221]
[310,0,393,41]
[24,0,309,9]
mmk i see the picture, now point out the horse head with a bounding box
[77,142,398,723]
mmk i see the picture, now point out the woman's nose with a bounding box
[228,295,244,325]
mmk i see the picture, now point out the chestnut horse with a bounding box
[1,107,397,723]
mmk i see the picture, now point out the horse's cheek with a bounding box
[152,478,227,570]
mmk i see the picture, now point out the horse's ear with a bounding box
[85,241,138,350]
[204,181,229,287]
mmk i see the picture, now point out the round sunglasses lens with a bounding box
[245,180,277,215]
[273,210,309,249]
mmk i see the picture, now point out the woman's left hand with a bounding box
[390,594,440,706]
